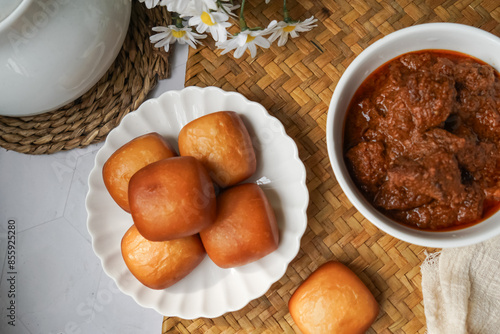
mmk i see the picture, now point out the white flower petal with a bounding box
[139,0,160,9]
[150,34,167,43]
[216,27,228,42]
[217,2,240,18]
[233,45,247,58]
[267,20,278,29]
[162,43,171,52]
[184,39,197,48]
[188,16,201,26]
[154,38,172,49]
[268,31,280,43]
[196,24,208,34]
[212,11,229,22]
[152,26,169,33]
[248,43,257,58]
[278,33,288,46]
[235,32,249,46]
[220,47,233,55]
[254,36,271,48]
[210,27,220,41]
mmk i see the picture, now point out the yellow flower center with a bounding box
[283,25,296,32]
[201,12,215,26]
[246,35,256,43]
[172,30,186,38]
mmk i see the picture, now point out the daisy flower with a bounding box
[150,25,207,52]
[159,0,191,13]
[218,21,277,58]
[161,0,217,16]
[188,11,231,43]
[139,0,161,9]
[268,16,318,46]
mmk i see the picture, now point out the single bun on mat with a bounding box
[200,183,279,268]
[289,261,379,334]
[102,132,176,212]
[121,225,205,290]
[129,156,216,241]
[178,111,256,188]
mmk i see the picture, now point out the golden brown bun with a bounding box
[121,225,205,290]
[102,132,176,212]
[200,183,279,268]
[129,156,216,241]
[288,261,379,334]
[178,111,256,188]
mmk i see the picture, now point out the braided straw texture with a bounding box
[161,0,500,333]
[0,2,170,155]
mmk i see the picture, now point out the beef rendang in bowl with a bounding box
[326,23,500,248]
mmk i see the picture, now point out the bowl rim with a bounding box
[0,0,33,32]
[326,22,500,248]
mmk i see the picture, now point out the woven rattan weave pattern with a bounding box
[162,0,500,333]
[0,2,170,155]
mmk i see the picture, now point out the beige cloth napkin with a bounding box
[421,235,500,334]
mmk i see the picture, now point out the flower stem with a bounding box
[283,0,292,23]
[239,0,248,31]
[174,14,183,29]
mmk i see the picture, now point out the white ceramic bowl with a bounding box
[0,0,131,117]
[326,23,500,248]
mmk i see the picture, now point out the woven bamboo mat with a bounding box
[0,2,170,155]
[162,1,500,333]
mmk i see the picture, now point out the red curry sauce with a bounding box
[344,50,500,230]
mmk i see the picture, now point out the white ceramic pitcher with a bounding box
[0,0,132,116]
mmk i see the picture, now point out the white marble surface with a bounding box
[0,44,189,334]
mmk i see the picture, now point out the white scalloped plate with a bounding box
[86,86,308,319]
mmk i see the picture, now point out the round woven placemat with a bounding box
[162,0,500,333]
[0,2,170,155]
